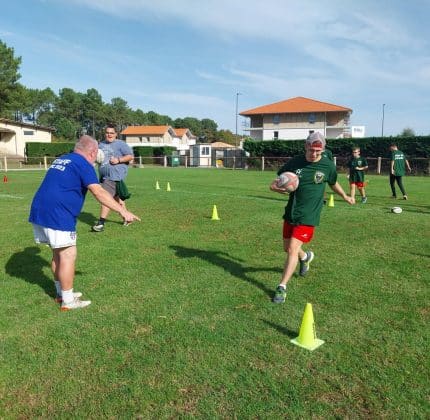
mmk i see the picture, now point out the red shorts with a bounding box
[283,221,314,243]
[350,181,365,188]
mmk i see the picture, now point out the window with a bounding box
[273,131,279,140]
[308,113,316,124]
[201,146,210,156]
[273,114,280,124]
[24,130,34,135]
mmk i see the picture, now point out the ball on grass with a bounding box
[391,206,403,214]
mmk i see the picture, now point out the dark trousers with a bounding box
[390,174,406,197]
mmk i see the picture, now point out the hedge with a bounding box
[133,146,177,157]
[243,136,430,158]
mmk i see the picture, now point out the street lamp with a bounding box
[235,92,242,146]
[381,103,385,137]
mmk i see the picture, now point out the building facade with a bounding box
[240,97,353,141]
[0,118,54,157]
[120,125,196,152]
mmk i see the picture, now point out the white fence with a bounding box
[1,155,429,175]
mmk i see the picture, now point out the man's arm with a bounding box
[110,154,134,165]
[405,159,412,172]
[329,182,355,205]
[88,183,140,223]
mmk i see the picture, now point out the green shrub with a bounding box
[243,136,430,158]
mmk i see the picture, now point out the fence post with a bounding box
[164,155,167,167]
[233,156,236,170]
[185,155,188,168]
[262,156,265,172]
[3,156,7,172]
[377,157,381,174]
[44,156,48,170]
[333,156,337,167]
[138,156,144,168]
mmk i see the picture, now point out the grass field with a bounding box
[0,167,429,418]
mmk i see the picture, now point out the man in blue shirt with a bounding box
[29,135,140,310]
[92,124,134,232]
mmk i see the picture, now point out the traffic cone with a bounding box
[166,182,171,192]
[211,205,220,221]
[155,180,160,190]
[328,194,334,207]
[290,303,324,351]
[3,175,7,183]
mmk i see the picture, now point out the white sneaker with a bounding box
[55,292,82,303]
[61,297,91,311]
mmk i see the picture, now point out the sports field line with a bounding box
[0,193,24,199]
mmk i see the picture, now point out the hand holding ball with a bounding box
[276,171,299,193]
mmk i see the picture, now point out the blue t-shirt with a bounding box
[29,152,99,231]
[98,139,133,181]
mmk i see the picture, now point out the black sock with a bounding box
[99,218,106,224]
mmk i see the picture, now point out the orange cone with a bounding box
[3,175,7,183]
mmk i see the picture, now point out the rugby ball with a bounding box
[277,171,299,193]
[96,148,105,165]
[391,206,402,214]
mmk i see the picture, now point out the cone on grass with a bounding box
[328,194,334,207]
[211,205,220,221]
[166,182,171,192]
[155,180,160,190]
[3,175,7,183]
[290,303,324,351]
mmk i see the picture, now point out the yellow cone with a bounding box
[328,194,334,207]
[211,205,220,221]
[290,303,324,351]
[166,182,171,192]
[155,181,160,190]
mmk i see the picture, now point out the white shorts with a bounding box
[32,224,77,249]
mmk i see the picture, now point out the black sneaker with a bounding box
[92,222,104,232]
[272,286,286,304]
[403,195,408,200]
[299,251,314,276]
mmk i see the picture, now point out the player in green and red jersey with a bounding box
[347,147,368,203]
[389,143,411,200]
[270,132,355,304]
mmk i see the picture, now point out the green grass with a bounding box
[1,168,429,418]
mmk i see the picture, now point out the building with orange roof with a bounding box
[120,125,196,151]
[240,97,354,141]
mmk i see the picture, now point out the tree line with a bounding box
[0,39,238,144]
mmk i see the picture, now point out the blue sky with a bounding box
[2,0,430,136]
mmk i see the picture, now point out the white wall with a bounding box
[0,122,52,157]
[262,128,323,141]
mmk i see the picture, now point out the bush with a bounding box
[243,136,430,158]
[25,142,76,163]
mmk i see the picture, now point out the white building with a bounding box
[240,97,354,140]
[0,118,54,157]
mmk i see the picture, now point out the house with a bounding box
[0,118,54,157]
[240,97,353,141]
[174,128,197,150]
[120,125,196,152]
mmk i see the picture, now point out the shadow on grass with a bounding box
[5,246,54,298]
[247,194,287,202]
[78,211,125,228]
[261,319,297,339]
[78,211,96,227]
[170,245,280,298]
